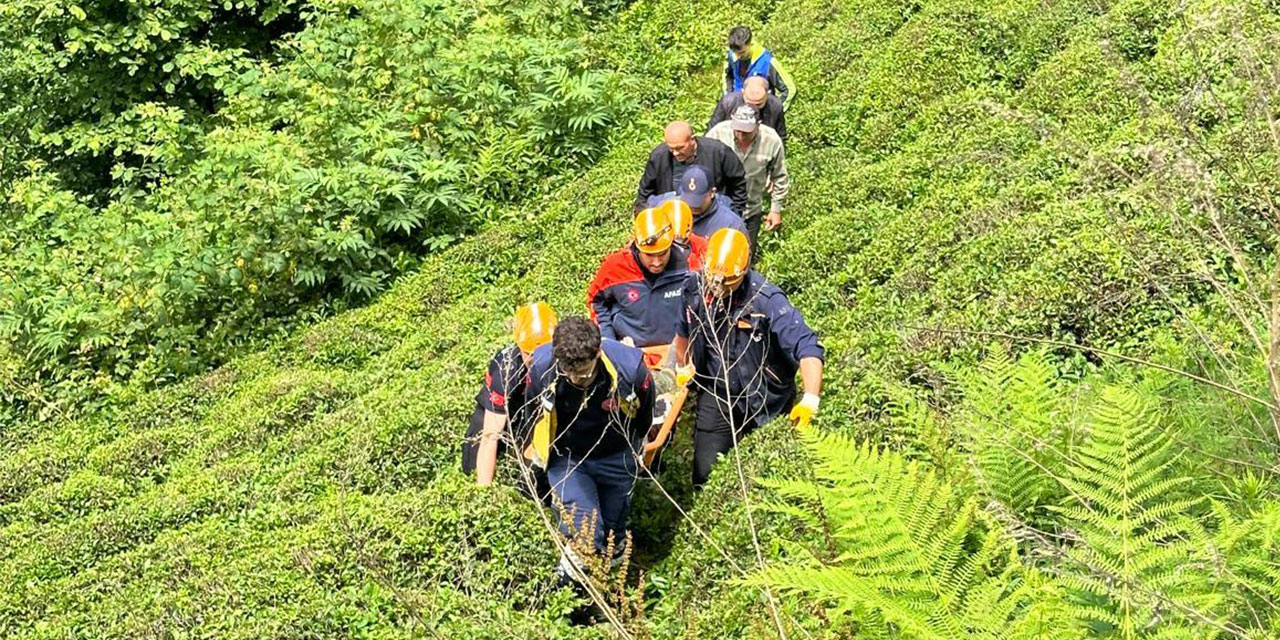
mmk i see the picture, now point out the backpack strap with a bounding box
[600,350,639,419]
[525,351,633,467]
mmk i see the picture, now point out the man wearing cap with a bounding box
[587,207,700,367]
[645,165,747,242]
[707,105,789,251]
[635,121,748,216]
[708,76,787,143]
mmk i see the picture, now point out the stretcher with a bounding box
[639,345,689,468]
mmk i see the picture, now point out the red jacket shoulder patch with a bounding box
[586,247,646,318]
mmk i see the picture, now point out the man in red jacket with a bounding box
[587,206,700,368]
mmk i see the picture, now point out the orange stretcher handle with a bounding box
[635,343,687,468]
[643,392,688,467]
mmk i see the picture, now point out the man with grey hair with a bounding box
[706,105,789,252]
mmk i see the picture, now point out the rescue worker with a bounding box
[708,76,787,142]
[657,198,708,260]
[635,121,748,216]
[525,316,657,580]
[463,302,558,498]
[674,228,824,488]
[587,207,699,367]
[723,25,796,111]
[646,165,748,242]
[706,105,789,251]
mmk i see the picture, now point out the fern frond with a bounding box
[753,429,1088,639]
[957,348,1069,522]
[1195,500,1280,635]
[1053,386,1231,639]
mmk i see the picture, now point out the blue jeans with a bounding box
[546,448,639,554]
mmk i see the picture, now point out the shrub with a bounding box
[4,0,1280,636]
[0,0,629,396]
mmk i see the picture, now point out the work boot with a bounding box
[554,546,588,588]
[553,547,606,626]
[568,548,628,626]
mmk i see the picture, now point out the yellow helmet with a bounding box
[704,228,750,287]
[657,199,694,241]
[513,302,557,354]
[633,206,674,254]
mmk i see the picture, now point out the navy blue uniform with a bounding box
[526,340,655,460]
[648,191,747,241]
[677,270,824,486]
[461,345,549,500]
[462,345,530,472]
[526,340,655,552]
[587,244,698,348]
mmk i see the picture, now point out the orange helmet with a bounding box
[513,302,557,354]
[704,228,750,287]
[633,206,674,255]
[657,199,694,241]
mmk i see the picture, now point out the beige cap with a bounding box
[730,105,760,132]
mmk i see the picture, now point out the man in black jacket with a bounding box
[634,121,748,215]
[707,77,786,143]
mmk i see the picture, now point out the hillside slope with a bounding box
[1,0,1274,636]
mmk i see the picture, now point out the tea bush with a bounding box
[3,0,1280,636]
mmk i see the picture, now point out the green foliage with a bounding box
[953,347,1074,523]
[762,362,1280,640]
[0,0,630,396]
[0,0,300,192]
[1053,387,1225,639]
[887,343,1280,638]
[1201,501,1280,634]
[753,428,1087,639]
[5,0,1280,636]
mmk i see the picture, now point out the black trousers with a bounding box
[461,406,550,502]
[744,212,763,265]
[692,391,758,489]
